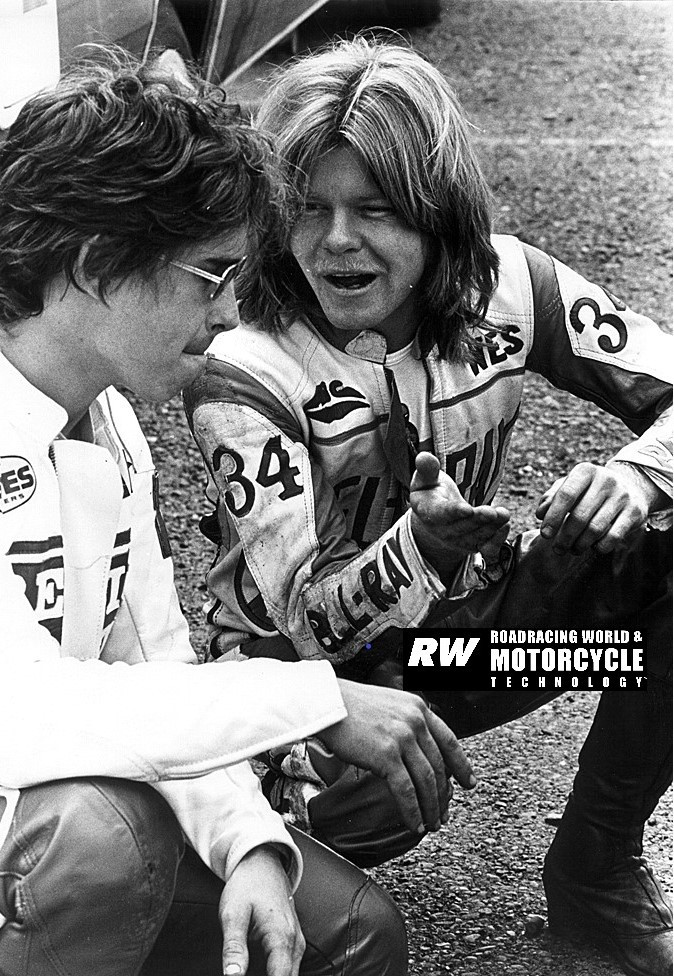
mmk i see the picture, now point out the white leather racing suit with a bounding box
[0,352,350,885]
[185,234,672,673]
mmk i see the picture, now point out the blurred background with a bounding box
[1,0,441,126]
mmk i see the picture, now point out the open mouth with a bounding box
[324,273,376,290]
[183,343,209,357]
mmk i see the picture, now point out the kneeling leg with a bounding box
[0,778,184,976]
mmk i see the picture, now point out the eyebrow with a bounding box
[305,191,391,204]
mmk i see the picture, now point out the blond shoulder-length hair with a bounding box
[238,35,499,361]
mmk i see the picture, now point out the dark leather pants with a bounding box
[0,777,407,975]
[253,527,672,868]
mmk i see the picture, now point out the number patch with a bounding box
[212,435,303,517]
[213,446,256,517]
[256,435,303,500]
[570,297,628,354]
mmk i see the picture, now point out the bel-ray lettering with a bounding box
[306,527,413,654]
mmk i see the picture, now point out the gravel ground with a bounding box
[133,2,672,973]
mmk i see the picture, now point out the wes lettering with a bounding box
[469,325,524,376]
[0,456,36,513]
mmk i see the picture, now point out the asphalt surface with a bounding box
[142,2,672,973]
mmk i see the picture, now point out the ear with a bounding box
[72,239,101,300]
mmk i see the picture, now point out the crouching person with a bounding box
[0,50,476,975]
[184,37,672,976]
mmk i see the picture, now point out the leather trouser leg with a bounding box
[0,779,183,976]
[143,825,408,976]
[542,683,673,976]
[539,529,673,975]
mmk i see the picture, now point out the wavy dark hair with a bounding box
[239,35,499,361]
[0,49,285,325]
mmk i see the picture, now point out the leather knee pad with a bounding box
[0,778,184,976]
[291,827,408,976]
[340,877,408,976]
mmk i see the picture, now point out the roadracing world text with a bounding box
[402,628,647,692]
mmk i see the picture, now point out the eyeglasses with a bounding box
[170,255,248,300]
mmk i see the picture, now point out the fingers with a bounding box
[222,907,303,976]
[264,919,305,976]
[410,455,511,565]
[411,451,441,489]
[328,681,477,839]
[412,493,507,536]
[222,912,251,976]
[383,702,476,834]
[426,709,476,790]
[416,506,509,552]
[538,463,647,553]
[384,754,431,834]
[593,513,645,554]
[535,477,564,520]
[479,520,511,563]
[562,498,622,553]
[242,930,303,976]
[417,720,452,815]
[481,506,510,532]
[219,847,306,976]
[538,464,596,547]
[406,722,449,830]
[383,741,447,834]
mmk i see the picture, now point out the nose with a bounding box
[322,209,360,254]
[208,280,240,334]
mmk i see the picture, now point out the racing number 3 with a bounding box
[570,297,628,354]
[213,435,303,517]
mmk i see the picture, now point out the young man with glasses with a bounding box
[185,37,672,976]
[0,50,478,976]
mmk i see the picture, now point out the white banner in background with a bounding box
[0,0,60,129]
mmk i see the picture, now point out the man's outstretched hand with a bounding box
[410,452,510,575]
[322,679,477,835]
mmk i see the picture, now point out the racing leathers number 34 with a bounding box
[184,234,673,673]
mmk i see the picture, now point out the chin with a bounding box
[178,354,208,388]
[132,374,187,403]
[321,307,373,330]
